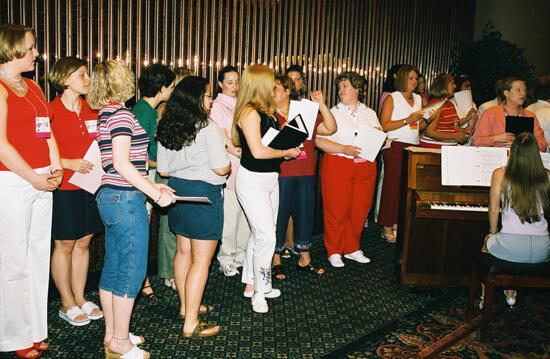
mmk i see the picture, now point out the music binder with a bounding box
[505,115,534,136]
[263,114,309,150]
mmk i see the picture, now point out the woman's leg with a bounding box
[182,239,219,335]
[71,235,96,309]
[51,240,80,311]
[174,235,192,316]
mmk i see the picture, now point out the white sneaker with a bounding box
[504,290,517,307]
[251,293,268,313]
[243,288,281,298]
[220,264,239,277]
[344,250,371,263]
[328,254,345,267]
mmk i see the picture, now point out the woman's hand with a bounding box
[283,147,301,160]
[310,90,325,105]
[407,110,424,124]
[152,183,176,207]
[67,158,94,174]
[342,145,361,157]
[29,173,59,191]
[453,130,468,144]
[493,132,515,146]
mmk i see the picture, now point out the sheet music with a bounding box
[354,125,387,162]
[540,152,550,170]
[422,99,446,120]
[441,146,508,186]
[68,141,105,194]
[173,196,212,204]
[453,90,474,118]
[288,99,319,140]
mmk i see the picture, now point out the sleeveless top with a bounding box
[0,78,51,171]
[501,187,549,236]
[386,91,421,145]
[237,109,282,173]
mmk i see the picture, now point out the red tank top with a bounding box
[0,78,51,171]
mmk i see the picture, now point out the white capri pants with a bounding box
[0,168,52,352]
[235,166,279,294]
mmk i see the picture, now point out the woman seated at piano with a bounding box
[472,76,547,151]
[419,74,476,148]
[481,132,550,307]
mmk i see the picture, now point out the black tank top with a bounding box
[237,110,282,173]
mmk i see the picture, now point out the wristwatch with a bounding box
[403,119,407,125]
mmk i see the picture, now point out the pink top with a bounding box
[472,104,547,151]
[210,93,238,190]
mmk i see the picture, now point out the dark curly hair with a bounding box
[156,76,209,150]
[138,63,175,98]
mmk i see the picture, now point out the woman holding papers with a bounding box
[473,76,547,151]
[419,73,475,148]
[156,76,230,337]
[48,57,105,327]
[0,23,61,359]
[316,71,381,268]
[88,60,175,359]
[378,65,425,243]
[480,132,550,308]
[232,64,300,313]
[271,74,336,278]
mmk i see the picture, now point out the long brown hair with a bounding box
[502,132,550,223]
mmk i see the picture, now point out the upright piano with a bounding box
[396,148,490,287]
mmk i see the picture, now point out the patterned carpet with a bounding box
[1,223,453,359]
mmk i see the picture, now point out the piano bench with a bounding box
[466,252,550,342]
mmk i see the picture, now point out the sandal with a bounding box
[271,264,286,280]
[58,306,91,326]
[15,348,41,359]
[183,322,220,338]
[105,345,149,359]
[104,333,144,350]
[33,342,49,351]
[164,278,177,291]
[383,233,396,243]
[281,248,291,259]
[296,262,325,276]
[141,285,163,302]
[80,301,104,320]
[179,304,214,319]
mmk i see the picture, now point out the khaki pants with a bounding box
[216,188,250,268]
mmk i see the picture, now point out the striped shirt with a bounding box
[97,103,149,189]
[420,98,459,148]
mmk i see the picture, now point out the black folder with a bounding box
[505,115,534,136]
[268,114,309,150]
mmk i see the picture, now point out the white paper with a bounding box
[354,125,388,162]
[453,90,474,118]
[288,99,319,140]
[174,196,212,204]
[68,141,105,194]
[261,127,279,146]
[540,152,550,170]
[422,99,446,120]
[441,146,508,186]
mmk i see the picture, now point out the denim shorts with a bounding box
[96,187,149,298]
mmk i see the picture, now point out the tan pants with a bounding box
[216,188,250,268]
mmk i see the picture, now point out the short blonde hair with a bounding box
[429,74,454,98]
[232,64,275,146]
[48,57,87,93]
[0,23,35,64]
[87,60,135,110]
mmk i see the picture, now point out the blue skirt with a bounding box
[487,232,550,263]
[168,177,223,240]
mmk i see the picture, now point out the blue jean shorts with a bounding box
[96,187,149,298]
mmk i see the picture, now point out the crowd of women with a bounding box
[1,22,550,359]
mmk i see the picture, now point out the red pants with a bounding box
[321,154,377,257]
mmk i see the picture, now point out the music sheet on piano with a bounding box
[441,147,508,186]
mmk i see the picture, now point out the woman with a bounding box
[379,64,404,110]
[212,65,250,278]
[48,57,104,327]
[88,60,175,359]
[473,76,547,151]
[378,65,426,243]
[0,23,61,359]
[232,64,300,313]
[419,74,474,148]
[415,74,429,107]
[156,76,230,338]
[271,74,336,278]
[316,71,380,268]
[480,132,550,307]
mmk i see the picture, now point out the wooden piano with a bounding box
[396,148,490,287]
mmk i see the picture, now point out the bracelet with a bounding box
[154,192,163,203]
[489,229,497,234]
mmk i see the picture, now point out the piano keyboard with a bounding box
[428,202,488,212]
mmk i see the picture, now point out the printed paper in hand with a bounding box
[354,125,388,162]
[422,99,446,120]
[453,90,474,118]
[68,140,105,194]
[174,196,212,204]
[288,99,319,140]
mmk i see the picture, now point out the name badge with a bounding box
[85,120,97,137]
[409,122,418,130]
[35,117,51,138]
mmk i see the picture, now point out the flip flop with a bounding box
[179,304,214,319]
[183,322,220,338]
[105,344,149,359]
[271,264,286,280]
[296,262,325,276]
[58,306,91,326]
[80,301,104,320]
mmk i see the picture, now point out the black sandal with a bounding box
[141,285,163,302]
[296,262,325,276]
[271,264,287,280]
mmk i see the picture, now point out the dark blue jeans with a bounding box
[275,176,315,254]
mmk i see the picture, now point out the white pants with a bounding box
[0,168,52,351]
[217,188,250,267]
[235,166,279,294]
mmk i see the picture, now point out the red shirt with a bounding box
[50,96,99,190]
[275,111,322,177]
[0,79,51,171]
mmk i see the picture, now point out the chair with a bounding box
[466,252,550,342]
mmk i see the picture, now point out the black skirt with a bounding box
[52,189,104,240]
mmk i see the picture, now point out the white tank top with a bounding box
[386,91,422,144]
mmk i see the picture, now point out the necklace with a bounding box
[0,68,25,91]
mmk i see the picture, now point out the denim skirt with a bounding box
[168,177,223,240]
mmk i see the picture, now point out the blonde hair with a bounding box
[0,23,35,64]
[87,60,135,110]
[429,74,454,98]
[232,64,275,146]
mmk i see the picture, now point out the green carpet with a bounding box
[1,223,452,359]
